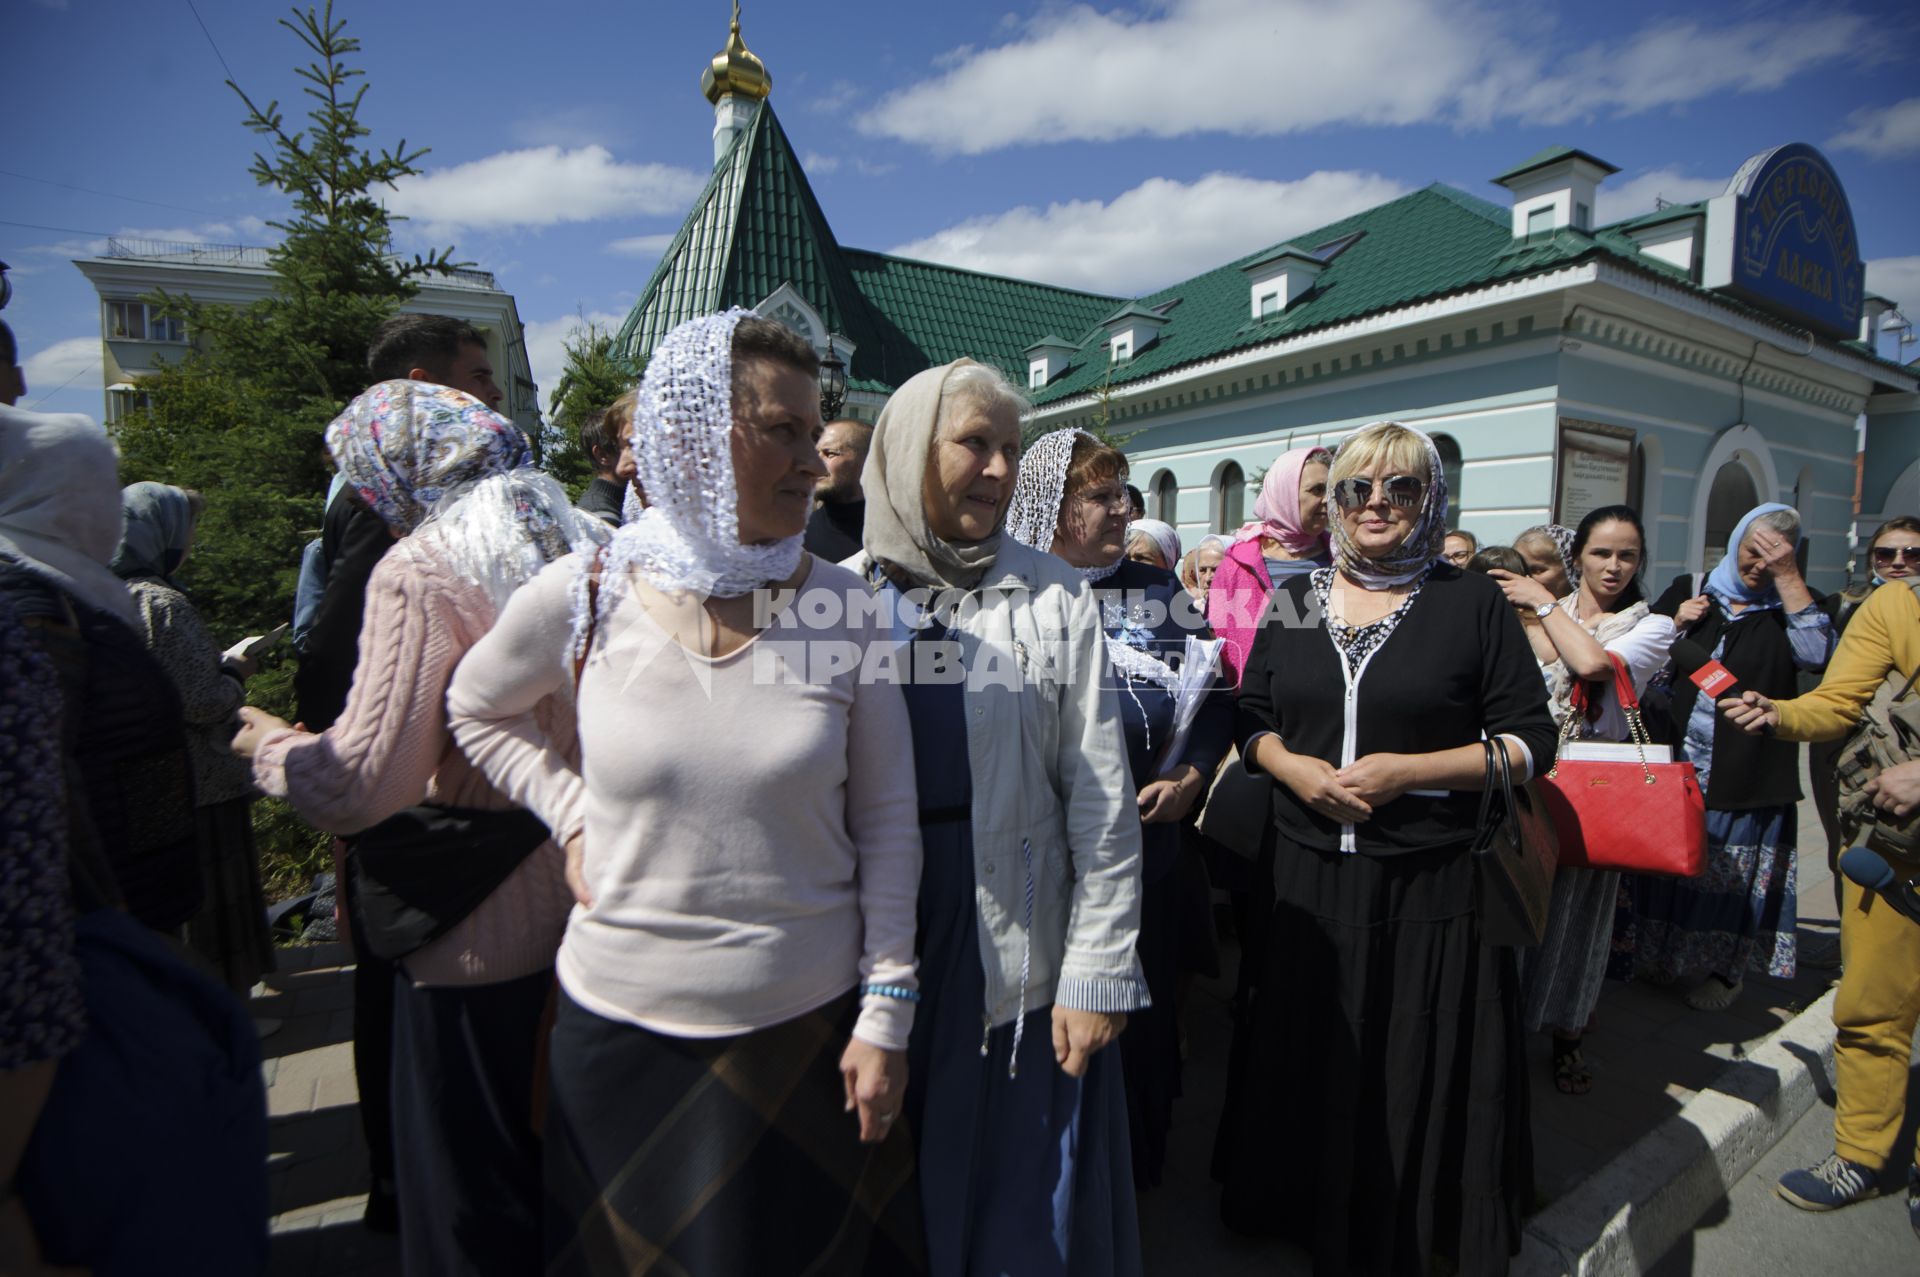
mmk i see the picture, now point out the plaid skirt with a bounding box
[543,987,925,1276]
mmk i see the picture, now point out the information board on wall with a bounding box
[1554,419,1635,528]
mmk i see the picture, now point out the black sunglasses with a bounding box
[1332,474,1424,510]
[1872,546,1919,565]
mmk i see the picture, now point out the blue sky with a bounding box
[7,0,1918,423]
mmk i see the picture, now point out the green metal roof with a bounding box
[614,101,1119,391]
[1492,145,1621,184]
[842,249,1120,387]
[619,109,1910,405]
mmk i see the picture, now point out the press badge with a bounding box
[1688,659,1737,698]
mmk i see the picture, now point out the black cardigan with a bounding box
[1235,564,1558,855]
[1650,573,1831,810]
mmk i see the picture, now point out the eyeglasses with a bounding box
[1332,475,1424,511]
[1872,545,1920,565]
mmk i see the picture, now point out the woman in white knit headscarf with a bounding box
[448,311,927,1275]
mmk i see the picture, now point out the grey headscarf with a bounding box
[861,359,1004,592]
[110,481,195,583]
[0,405,139,625]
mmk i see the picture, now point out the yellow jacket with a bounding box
[1775,580,1920,742]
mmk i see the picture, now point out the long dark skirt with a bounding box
[544,987,925,1277]
[1214,839,1531,1276]
[181,796,274,995]
[390,967,551,1277]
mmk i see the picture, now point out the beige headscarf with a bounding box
[860,359,1003,592]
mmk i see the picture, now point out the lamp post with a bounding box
[818,334,847,420]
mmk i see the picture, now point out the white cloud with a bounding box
[22,337,100,395]
[1866,257,1920,313]
[801,151,842,174]
[858,0,1874,153]
[1595,168,1728,224]
[606,234,676,258]
[809,80,859,115]
[1829,98,1920,159]
[521,310,628,410]
[887,169,1409,295]
[385,146,704,234]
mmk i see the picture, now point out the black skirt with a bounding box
[543,988,925,1276]
[1214,838,1532,1276]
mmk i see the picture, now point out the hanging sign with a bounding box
[1554,419,1634,528]
[1706,143,1864,341]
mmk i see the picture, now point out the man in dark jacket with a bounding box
[574,399,636,527]
[803,417,872,563]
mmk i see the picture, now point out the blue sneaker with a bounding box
[1776,1153,1879,1211]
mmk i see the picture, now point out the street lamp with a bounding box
[818,334,847,420]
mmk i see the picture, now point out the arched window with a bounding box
[1430,433,1464,530]
[1213,462,1245,534]
[1703,461,1759,572]
[1150,470,1178,525]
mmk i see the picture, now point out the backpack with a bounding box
[1833,578,1920,856]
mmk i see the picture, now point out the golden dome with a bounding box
[700,1,771,104]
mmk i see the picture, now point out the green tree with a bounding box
[116,1,460,900]
[541,319,639,498]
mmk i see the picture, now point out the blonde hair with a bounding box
[1328,421,1431,488]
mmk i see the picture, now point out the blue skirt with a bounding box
[903,813,1140,1277]
[1623,805,1799,984]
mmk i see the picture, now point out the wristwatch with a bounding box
[1533,601,1558,620]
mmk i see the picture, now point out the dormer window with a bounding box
[1025,335,1077,387]
[1098,303,1168,363]
[1493,146,1619,239]
[1239,245,1324,321]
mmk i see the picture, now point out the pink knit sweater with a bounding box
[1206,539,1272,687]
[251,536,574,987]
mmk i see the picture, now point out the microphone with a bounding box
[1839,847,1920,925]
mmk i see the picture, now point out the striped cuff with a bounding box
[1055,973,1153,1014]
[852,993,913,1053]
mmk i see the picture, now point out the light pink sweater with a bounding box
[251,536,574,987]
[445,553,923,1052]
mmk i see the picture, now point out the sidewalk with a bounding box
[256,764,1844,1274]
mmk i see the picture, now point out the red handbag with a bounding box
[1537,653,1707,877]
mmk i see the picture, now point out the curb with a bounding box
[1515,986,1840,1276]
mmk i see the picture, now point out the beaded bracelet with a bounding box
[861,983,922,1003]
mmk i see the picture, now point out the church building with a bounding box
[617,10,1920,588]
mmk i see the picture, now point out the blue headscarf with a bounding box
[109,481,196,583]
[1704,502,1797,607]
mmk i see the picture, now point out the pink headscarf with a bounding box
[1232,445,1331,557]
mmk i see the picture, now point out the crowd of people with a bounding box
[2,302,1918,1276]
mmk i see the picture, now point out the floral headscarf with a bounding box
[1519,522,1581,593]
[572,309,803,649]
[1328,422,1449,590]
[328,380,535,536]
[1233,445,1331,557]
[110,482,196,583]
[326,380,600,609]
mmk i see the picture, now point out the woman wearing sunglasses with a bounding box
[1214,421,1556,1275]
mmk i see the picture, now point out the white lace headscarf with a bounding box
[1008,427,1125,583]
[571,309,802,651]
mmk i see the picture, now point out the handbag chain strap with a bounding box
[1548,652,1657,786]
